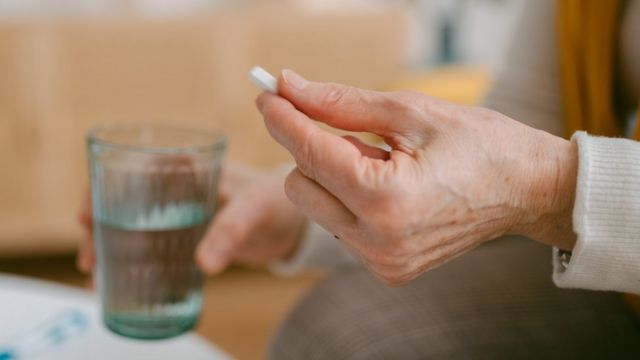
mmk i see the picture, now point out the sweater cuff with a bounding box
[269,221,356,277]
[553,131,640,294]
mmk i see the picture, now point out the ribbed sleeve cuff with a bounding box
[553,131,640,294]
[269,221,356,277]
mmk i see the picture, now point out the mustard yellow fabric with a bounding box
[557,0,639,310]
[556,0,630,138]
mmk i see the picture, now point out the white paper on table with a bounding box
[0,273,232,360]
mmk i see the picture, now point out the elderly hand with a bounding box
[256,70,578,286]
[78,162,307,275]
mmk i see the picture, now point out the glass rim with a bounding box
[87,123,227,155]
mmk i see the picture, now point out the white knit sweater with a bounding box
[271,0,640,295]
[553,133,640,294]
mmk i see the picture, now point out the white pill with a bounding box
[249,66,278,93]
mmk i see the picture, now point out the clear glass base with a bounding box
[105,312,198,340]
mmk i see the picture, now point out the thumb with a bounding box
[196,191,265,274]
[278,69,422,137]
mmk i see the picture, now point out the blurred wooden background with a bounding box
[0,3,495,358]
[0,4,407,256]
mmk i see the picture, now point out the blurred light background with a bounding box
[0,1,524,358]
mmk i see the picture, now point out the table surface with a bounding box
[0,256,321,360]
[0,273,233,360]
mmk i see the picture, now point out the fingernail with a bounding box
[282,69,308,90]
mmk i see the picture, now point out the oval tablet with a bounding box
[249,66,278,93]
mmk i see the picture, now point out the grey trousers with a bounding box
[268,237,640,359]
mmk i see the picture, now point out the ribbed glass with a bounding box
[87,124,226,340]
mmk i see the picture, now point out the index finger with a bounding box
[278,70,425,137]
[257,92,378,210]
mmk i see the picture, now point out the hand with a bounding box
[256,70,578,286]
[77,162,308,274]
[196,163,307,273]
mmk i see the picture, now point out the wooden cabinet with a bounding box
[0,5,406,256]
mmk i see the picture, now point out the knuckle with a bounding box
[321,84,353,108]
[293,132,319,180]
[358,239,420,287]
[387,90,445,134]
[389,90,426,116]
[353,159,386,189]
[371,266,411,287]
[386,275,412,287]
[369,246,404,267]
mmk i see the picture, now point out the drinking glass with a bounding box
[87,124,226,340]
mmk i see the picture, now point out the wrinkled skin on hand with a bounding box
[257,70,578,286]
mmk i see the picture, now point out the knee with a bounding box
[268,268,384,360]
